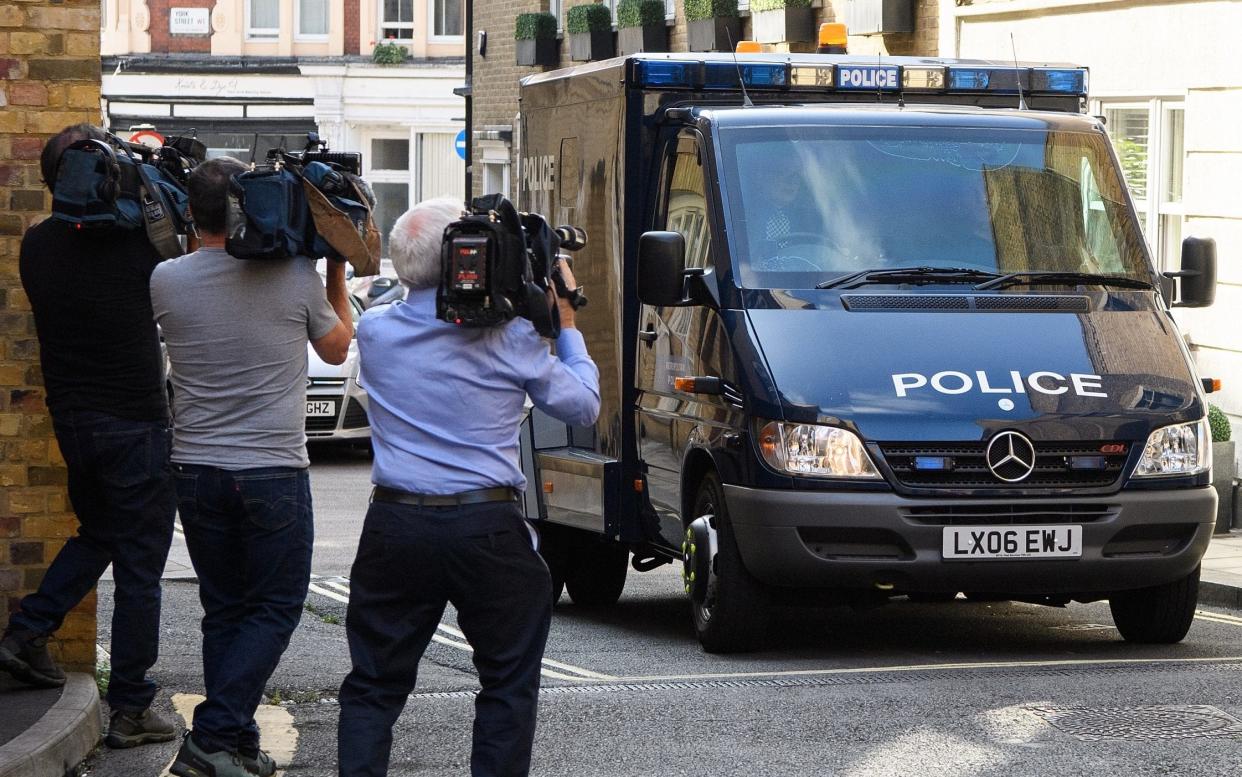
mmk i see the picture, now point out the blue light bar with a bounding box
[702,62,789,90]
[634,61,696,89]
[947,66,1026,94]
[836,64,900,92]
[1031,68,1088,95]
[948,67,990,91]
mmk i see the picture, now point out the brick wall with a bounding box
[0,0,100,673]
[471,1,939,197]
[344,0,360,55]
[149,0,214,54]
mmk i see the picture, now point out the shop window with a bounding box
[247,0,280,40]
[366,133,465,257]
[431,0,463,39]
[381,0,415,40]
[297,0,329,39]
[1099,99,1185,271]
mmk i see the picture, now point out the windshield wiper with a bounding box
[817,266,1002,290]
[973,271,1155,291]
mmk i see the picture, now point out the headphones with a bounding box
[54,137,122,201]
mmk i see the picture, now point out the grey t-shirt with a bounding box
[150,248,340,469]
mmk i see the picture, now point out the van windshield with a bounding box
[715,124,1150,289]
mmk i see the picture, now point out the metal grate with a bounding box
[1030,705,1242,741]
[880,441,1129,490]
[843,295,1089,313]
[305,405,339,432]
[904,503,1118,526]
[342,398,368,429]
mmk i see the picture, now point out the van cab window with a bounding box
[665,138,712,270]
[717,125,1149,289]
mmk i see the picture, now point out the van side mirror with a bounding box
[637,231,687,307]
[1166,236,1217,308]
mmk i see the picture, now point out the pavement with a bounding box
[3,529,1242,777]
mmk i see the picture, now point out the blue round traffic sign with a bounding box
[454,129,467,160]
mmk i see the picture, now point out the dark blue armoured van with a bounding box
[514,53,1220,653]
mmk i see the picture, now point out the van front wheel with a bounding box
[689,472,769,654]
[1108,565,1200,644]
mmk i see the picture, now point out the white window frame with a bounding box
[245,0,281,41]
[379,0,415,41]
[428,0,465,42]
[294,0,330,42]
[1093,96,1186,272]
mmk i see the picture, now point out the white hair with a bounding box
[389,196,464,291]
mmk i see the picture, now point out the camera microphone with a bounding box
[553,225,587,251]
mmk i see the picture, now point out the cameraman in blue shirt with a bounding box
[337,197,600,777]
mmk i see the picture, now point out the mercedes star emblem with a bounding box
[985,431,1037,483]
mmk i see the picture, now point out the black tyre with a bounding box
[538,524,571,608]
[1109,566,1200,644]
[690,472,769,654]
[564,539,628,606]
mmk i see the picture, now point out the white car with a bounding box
[306,294,371,443]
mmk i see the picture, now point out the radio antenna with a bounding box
[1010,34,1028,111]
[725,27,754,108]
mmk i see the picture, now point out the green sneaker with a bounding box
[239,746,277,776]
[0,627,66,689]
[170,732,252,777]
[105,707,178,748]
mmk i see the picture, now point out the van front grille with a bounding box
[879,441,1129,490]
[904,503,1119,526]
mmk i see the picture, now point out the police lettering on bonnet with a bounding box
[438,193,588,337]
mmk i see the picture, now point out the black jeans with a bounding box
[337,500,552,777]
[12,410,175,711]
[174,464,313,754]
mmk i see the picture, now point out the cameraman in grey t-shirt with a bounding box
[150,157,352,777]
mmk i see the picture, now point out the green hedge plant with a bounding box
[1209,404,1233,443]
[685,0,739,21]
[515,11,558,40]
[751,0,812,11]
[567,3,612,34]
[372,40,407,65]
[617,0,665,29]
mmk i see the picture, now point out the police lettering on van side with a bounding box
[892,371,1108,398]
[521,155,556,192]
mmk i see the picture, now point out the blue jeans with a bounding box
[12,410,175,711]
[174,464,313,754]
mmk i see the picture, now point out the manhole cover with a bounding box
[1029,705,1242,740]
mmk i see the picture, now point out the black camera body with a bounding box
[438,194,586,339]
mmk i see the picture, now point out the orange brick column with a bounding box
[0,0,102,673]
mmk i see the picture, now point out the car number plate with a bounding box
[942,525,1082,560]
[306,400,335,417]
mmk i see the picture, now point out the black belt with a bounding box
[372,485,520,507]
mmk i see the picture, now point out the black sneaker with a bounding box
[0,627,66,688]
[170,732,253,777]
[238,746,277,776]
[105,707,178,748]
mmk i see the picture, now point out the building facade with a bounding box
[470,0,940,200]
[940,0,1242,442]
[102,0,467,251]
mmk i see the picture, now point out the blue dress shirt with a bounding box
[358,287,601,495]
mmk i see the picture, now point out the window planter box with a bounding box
[516,37,558,66]
[843,0,914,35]
[687,16,742,53]
[570,29,615,61]
[751,6,815,44]
[1213,440,1236,533]
[617,23,667,55]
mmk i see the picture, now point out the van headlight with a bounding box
[755,421,880,479]
[1132,418,1212,478]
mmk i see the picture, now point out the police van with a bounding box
[513,51,1220,653]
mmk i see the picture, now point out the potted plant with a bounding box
[686,0,741,53]
[750,0,815,45]
[1209,403,1236,533]
[371,39,408,65]
[515,11,558,67]
[616,0,666,56]
[567,3,614,62]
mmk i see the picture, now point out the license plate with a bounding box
[306,400,335,417]
[942,525,1082,560]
